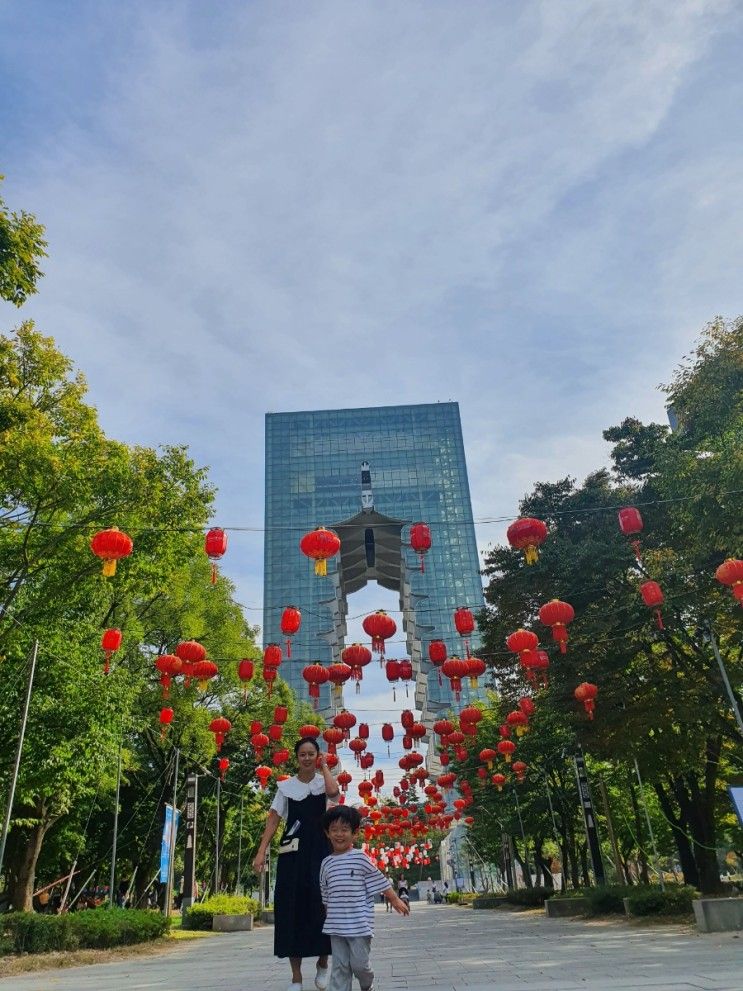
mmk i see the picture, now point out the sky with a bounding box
[2,1,742,791]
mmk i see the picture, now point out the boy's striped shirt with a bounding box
[319,848,392,936]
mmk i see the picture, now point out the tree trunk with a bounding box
[627,773,650,884]
[6,819,48,911]
[534,838,554,889]
[655,780,699,888]
[579,841,590,887]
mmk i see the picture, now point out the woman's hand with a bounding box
[316,751,326,770]
[252,849,267,873]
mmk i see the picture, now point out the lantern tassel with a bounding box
[655,609,664,630]
[211,563,217,585]
[631,539,642,561]
[420,555,425,573]
[102,558,117,577]
[315,559,327,577]
[286,639,291,658]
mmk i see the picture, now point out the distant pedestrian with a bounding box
[320,805,409,991]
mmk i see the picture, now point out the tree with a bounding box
[0,177,46,306]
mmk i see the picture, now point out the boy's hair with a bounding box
[321,803,362,833]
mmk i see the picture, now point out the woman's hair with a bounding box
[321,803,362,833]
[294,736,320,756]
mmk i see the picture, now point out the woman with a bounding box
[253,737,340,991]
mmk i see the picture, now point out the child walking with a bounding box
[319,805,409,991]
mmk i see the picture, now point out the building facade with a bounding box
[263,402,484,723]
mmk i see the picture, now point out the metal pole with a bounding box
[707,624,743,737]
[633,758,664,890]
[109,726,124,907]
[512,786,531,886]
[215,777,221,894]
[0,640,39,879]
[165,748,180,916]
[236,793,244,895]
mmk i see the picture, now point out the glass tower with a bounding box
[263,402,484,722]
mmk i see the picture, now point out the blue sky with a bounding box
[1,1,742,653]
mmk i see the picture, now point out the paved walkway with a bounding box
[1,904,741,991]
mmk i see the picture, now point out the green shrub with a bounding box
[505,886,555,907]
[444,892,461,904]
[584,885,637,916]
[182,895,259,931]
[625,886,696,917]
[2,909,168,954]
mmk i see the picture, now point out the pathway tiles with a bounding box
[0,903,740,991]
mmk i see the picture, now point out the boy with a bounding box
[319,805,409,991]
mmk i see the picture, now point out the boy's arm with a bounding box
[319,861,329,906]
[382,885,410,916]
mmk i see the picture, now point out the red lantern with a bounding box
[538,599,575,654]
[381,723,394,756]
[385,659,401,700]
[357,779,374,804]
[209,716,231,752]
[302,663,329,707]
[280,606,302,657]
[360,753,374,771]
[238,658,254,701]
[497,739,516,763]
[491,772,506,791]
[263,666,278,695]
[300,526,341,577]
[400,709,415,730]
[398,659,413,697]
[90,527,133,577]
[512,760,527,783]
[159,706,174,740]
[255,765,272,789]
[192,659,218,692]
[251,731,270,759]
[402,734,413,750]
[441,656,469,702]
[506,517,548,565]
[204,527,227,584]
[640,580,665,629]
[506,710,529,737]
[323,726,344,753]
[263,643,282,668]
[349,737,367,764]
[479,748,497,770]
[342,643,372,692]
[218,756,230,782]
[333,710,356,739]
[575,682,598,719]
[465,656,486,690]
[521,649,550,688]
[460,707,482,728]
[618,507,644,560]
[358,722,370,740]
[326,662,352,703]
[176,640,206,665]
[433,718,454,741]
[298,723,321,740]
[250,720,263,735]
[428,640,447,685]
[506,629,539,655]
[362,611,397,659]
[155,653,182,698]
[273,747,291,768]
[100,628,122,675]
[519,696,535,717]
[454,607,475,657]
[715,558,743,605]
[268,723,283,742]
[499,724,511,738]
[337,770,352,793]
[325,752,339,770]
[409,522,432,572]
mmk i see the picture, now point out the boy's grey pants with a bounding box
[328,934,374,991]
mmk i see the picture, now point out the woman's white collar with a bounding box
[277,774,325,800]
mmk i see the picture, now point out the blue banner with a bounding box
[160,804,181,883]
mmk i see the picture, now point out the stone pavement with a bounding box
[1,903,741,991]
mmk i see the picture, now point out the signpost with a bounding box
[573,748,605,885]
[181,773,199,911]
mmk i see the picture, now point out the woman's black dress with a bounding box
[274,789,331,958]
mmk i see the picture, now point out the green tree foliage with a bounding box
[470,317,743,895]
[0,178,46,306]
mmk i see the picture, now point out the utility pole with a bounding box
[109,725,124,907]
[633,758,664,891]
[572,747,606,886]
[215,776,221,894]
[0,640,39,879]
[236,793,244,895]
[706,624,743,737]
[165,748,180,916]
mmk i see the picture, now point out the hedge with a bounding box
[182,894,259,931]
[2,909,169,955]
[505,886,555,908]
[584,885,637,916]
[625,886,696,917]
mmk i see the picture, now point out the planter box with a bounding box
[473,896,509,910]
[693,897,743,933]
[545,897,588,918]
[212,913,254,932]
[260,910,275,924]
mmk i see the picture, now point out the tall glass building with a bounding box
[263,402,484,725]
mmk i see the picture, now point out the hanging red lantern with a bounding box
[176,641,206,669]
[159,706,174,740]
[273,705,288,725]
[402,734,413,750]
[90,527,133,577]
[519,696,536,717]
[250,720,263,735]
[342,643,372,692]
[398,659,413,697]
[491,772,506,791]
[373,769,384,793]
[357,779,374,804]
[506,629,539,655]
[155,653,182,698]
[499,723,511,738]
[521,649,550,688]
[428,640,447,685]
[497,739,516,763]
[327,662,353,703]
[349,737,367,764]
[362,611,397,659]
[298,723,321,739]
[433,718,454,741]
[280,606,302,657]
[454,607,475,657]
[337,770,352,793]
[512,760,527,783]
[302,664,329,708]
[460,706,482,728]
[381,723,394,756]
[409,522,432,572]
[640,580,665,629]
[400,709,415,730]
[263,643,282,668]
[385,659,401,700]
[273,747,291,768]
[209,716,231,752]
[618,507,644,561]
[410,722,426,743]
[100,628,122,675]
[715,558,743,605]
[360,753,374,771]
[358,722,370,740]
[506,710,529,737]
[218,756,230,782]
[333,710,356,739]
[204,527,228,584]
[268,723,283,742]
[238,658,254,701]
[263,666,278,695]
[479,748,497,771]
[506,517,548,565]
[192,659,218,692]
[255,765,272,789]
[441,656,469,702]
[322,726,344,754]
[251,731,270,759]
[574,682,598,719]
[325,752,339,770]
[465,656,486,690]
[300,526,341,577]
[538,599,575,654]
